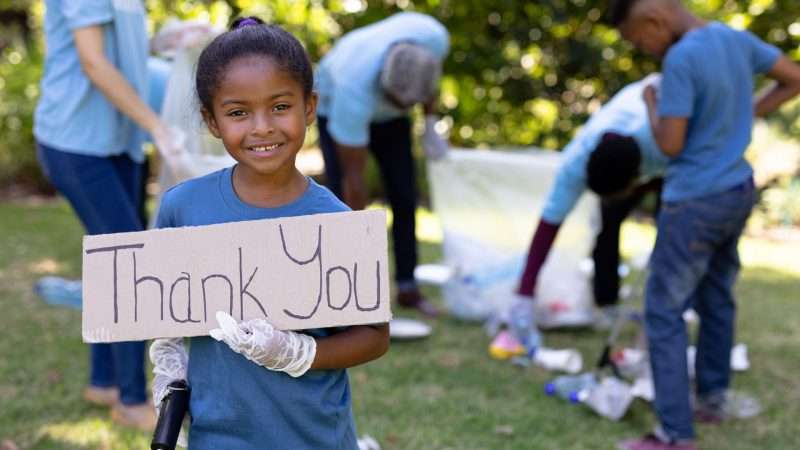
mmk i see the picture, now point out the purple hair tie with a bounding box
[236,18,260,29]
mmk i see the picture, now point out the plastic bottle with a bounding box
[582,376,634,421]
[695,390,762,420]
[33,276,83,310]
[509,297,542,358]
[544,373,596,403]
[723,391,762,419]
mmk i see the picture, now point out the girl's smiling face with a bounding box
[203,55,317,182]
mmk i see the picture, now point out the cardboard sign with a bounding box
[81,210,392,343]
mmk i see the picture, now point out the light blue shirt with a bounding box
[658,22,780,201]
[541,77,668,224]
[34,0,149,162]
[315,12,450,146]
[155,167,357,450]
[138,56,171,145]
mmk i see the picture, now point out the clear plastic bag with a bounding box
[427,149,598,327]
[151,26,235,226]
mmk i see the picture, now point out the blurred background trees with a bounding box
[1,0,799,222]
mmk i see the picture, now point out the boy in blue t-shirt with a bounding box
[610,1,800,449]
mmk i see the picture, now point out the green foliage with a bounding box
[0,33,43,188]
[1,0,800,190]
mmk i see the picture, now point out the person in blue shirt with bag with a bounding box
[496,75,669,355]
[34,0,182,430]
[315,12,450,317]
[611,1,800,449]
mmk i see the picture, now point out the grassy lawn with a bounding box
[1,199,798,449]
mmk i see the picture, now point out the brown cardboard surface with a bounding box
[81,210,391,343]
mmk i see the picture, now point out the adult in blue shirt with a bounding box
[613,0,800,448]
[34,0,181,430]
[316,12,450,317]
[504,76,668,351]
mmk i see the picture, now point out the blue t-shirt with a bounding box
[138,56,171,144]
[155,167,357,450]
[658,22,780,201]
[541,76,668,224]
[315,12,450,146]
[34,0,149,162]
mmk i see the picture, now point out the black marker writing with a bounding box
[239,247,268,320]
[133,252,164,322]
[169,272,200,323]
[202,274,234,321]
[85,243,144,323]
[280,224,323,319]
[353,261,381,312]
[326,266,352,311]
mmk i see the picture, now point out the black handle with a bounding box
[151,380,191,450]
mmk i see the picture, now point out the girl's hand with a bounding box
[209,311,317,377]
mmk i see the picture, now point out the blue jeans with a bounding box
[37,143,147,405]
[645,179,755,440]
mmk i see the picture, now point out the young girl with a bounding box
[150,17,390,449]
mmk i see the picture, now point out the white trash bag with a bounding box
[427,149,598,327]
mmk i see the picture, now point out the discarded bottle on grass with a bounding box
[696,390,762,420]
[583,376,634,421]
[544,373,596,403]
[33,276,83,310]
[723,391,762,419]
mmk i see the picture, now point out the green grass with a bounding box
[1,199,798,449]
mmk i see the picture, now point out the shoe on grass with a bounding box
[111,401,157,431]
[396,287,441,318]
[82,386,119,407]
[694,390,761,423]
[617,433,697,450]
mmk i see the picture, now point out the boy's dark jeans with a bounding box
[645,179,755,440]
[318,116,418,284]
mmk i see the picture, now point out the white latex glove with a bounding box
[149,338,188,409]
[149,338,189,447]
[209,311,317,378]
[151,122,186,160]
[151,20,216,56]
[422,115,449,160]
[151,123,193,181]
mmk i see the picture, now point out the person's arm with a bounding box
[73,26,161,134]
[210,312,388,375]
[516,141,591,296]
[517,219,561,297]
[423,93,439,116]
[643,85,688,158]
[754,56,800,117]
[336,142,370,210]
[326,85,374,210]
[311,324,390,369]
